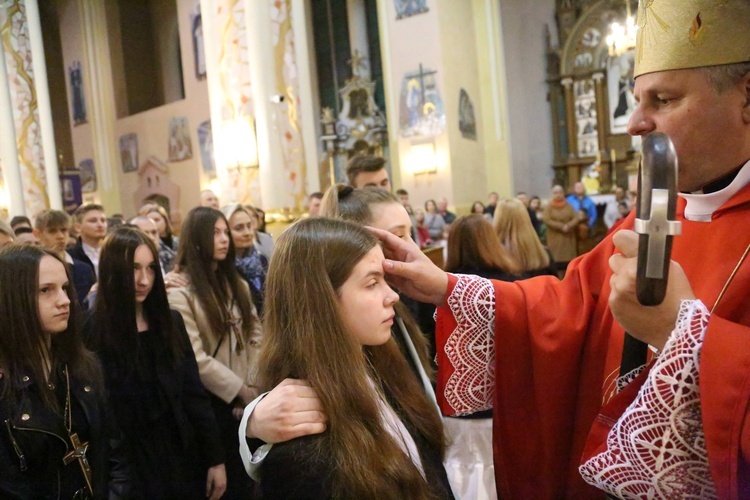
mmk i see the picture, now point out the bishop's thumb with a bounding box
[612,229,639,258]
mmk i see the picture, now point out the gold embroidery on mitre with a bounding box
[634,0,750,77]
[688,13,706,46]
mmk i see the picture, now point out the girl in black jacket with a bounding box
[84,227,226,499]
[0,245,130,499]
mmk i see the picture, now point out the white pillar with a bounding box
[25,0,62,210]
[291,0,321,195]
[346,0,370,79]
[0,41,26,216]
[78,0,122,210]
[244,0,289,210]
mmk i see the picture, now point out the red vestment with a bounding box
[435,182,750,499]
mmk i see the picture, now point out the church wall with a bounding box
[498,0,556,199]
[378,0,453,209]
[57,0,210,220]
[436,0,488,211]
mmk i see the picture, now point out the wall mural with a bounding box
[167,117,193,162]
[399,64,445,138]
[69,61,87,125]
[119,133,138,173]
[607,49,636,134]
[191,3,206,80]
[458,88,477,140]
[1,0,49,215]
[213,0,261,205]
[78,159,96,193]
[197,120,216,179]
[394,0,428,20]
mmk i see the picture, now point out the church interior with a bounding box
[0,0,641,235]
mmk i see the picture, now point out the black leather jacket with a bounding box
[0,368,131,499]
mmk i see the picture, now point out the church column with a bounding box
[0,0,55,217]
[346,0,370,79]
[290,0,321,197]
[25,0,62,210]
[592,71,607,153]
[77,0,122,211]
[0,34,25,218]
[561,77,577,158]
[244,0,308,212]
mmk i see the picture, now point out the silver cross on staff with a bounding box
[633,132,682,306]
[63,432,94,495]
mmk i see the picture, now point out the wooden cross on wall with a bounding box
[63,432,94,495]
[410,64,437,112]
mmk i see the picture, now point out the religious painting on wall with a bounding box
[607,49,636,134]
[69,61,86,125]
[394,0,428,19]
[168,117,193,162]
[197,120,216,179]
[399,64,445,138]
[574,78,598,157]
[78,159,96,193]
[119,133,139,173]
[59,172,82,214]
[458,88,477,140]
[191,4,206,80]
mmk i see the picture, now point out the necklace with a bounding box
[60,365,94,496]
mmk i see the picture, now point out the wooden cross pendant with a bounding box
[63,432,94,495]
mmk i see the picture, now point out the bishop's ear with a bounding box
[742,68,750,123]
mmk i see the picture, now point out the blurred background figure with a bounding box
[307,192,323,216]
[200,189,220,210]
[436,197,456,225]
[541,185,578,277]
[423,199,446,244]
[12,226,39,246]
[10,215,32,232]
[494,198,557,278]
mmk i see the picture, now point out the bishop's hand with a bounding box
[368,227,449,306]
[609,230,695,350]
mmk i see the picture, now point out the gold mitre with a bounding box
[633,0,750,78]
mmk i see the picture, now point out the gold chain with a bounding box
[711,240,750,314]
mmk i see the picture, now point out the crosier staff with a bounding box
[619,132,682,376]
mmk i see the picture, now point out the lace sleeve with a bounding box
[579,299,716,499]
[441,274,496,415]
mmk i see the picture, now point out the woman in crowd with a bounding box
[423,199,446,242]
[250,206,274,261]
[168,207,262,498]
[0,219,14,246]
[413,208,433,248]
[471,201,492,221]
[144,205,178,272]
[446,214,521,281]
[540,185,579,276]
[222,204,268,317]
[529,195,547,242]
[256,218,452,498]
[84,227,226,499]
[494,197,557,278]
[0,245,129,498]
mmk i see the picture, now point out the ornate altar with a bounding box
[320,51,388,187]
[547,0,640,193]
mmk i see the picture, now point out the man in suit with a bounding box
[67,203,107,278]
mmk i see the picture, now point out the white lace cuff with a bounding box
[443,274,496,415]
[579,299,715,498]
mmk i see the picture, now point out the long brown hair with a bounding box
[260,218,444,498]
[176,207,256,344]
[445,215,521,274]
[493,198,550,271]
[320,184,433,376]
[0,246,101,410]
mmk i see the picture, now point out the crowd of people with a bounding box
[1,1,749,497]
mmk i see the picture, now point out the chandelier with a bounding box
[606,2,637,57]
